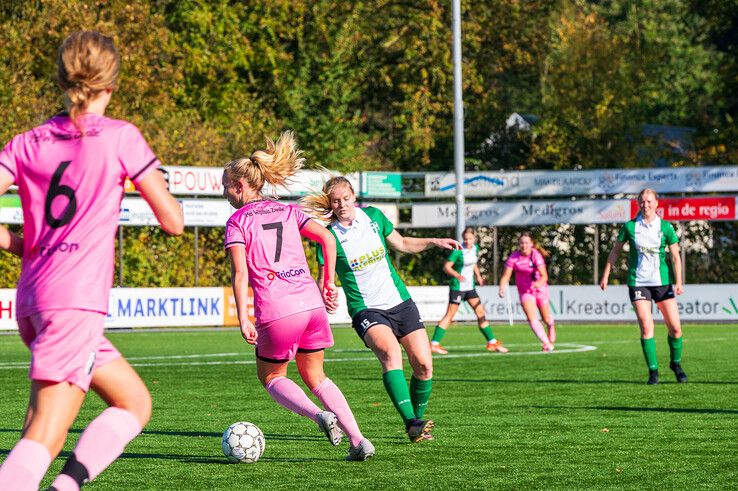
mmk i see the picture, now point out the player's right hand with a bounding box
[599,277,608,291]
[241,321,258,345]
[498,289,505,298]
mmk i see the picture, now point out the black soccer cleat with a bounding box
[647,369,659,385]
[670,362,688,383]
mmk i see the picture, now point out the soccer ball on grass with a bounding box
[221,421,265,463]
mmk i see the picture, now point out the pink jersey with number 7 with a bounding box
[224,199,324,324]
[0,113,160,317]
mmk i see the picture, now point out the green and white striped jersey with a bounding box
[317,207,410,317]
[447,245,478,290]
[617,214,679,287]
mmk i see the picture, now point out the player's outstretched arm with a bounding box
[228,246,257,344]
[386,230,461,254]
[600,241,624,290]
[0,172,22,256]
[136,170,184,236]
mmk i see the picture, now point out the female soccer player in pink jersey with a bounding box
[0,31,183,491]
[223,132,374,461]
[499,232,556,351]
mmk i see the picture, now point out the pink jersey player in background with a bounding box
[223,131,374,461]
[0,31,183,491]
[499,232,556,351]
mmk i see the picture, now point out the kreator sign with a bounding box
[1,285,736,330]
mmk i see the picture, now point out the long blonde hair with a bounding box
[520,231,550,258]
[57,31,120,126]
[224,131,305,194]
[301,176,354,222]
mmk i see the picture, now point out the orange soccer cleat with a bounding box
[486,340,509,353]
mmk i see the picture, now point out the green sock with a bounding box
[431,326,446,343]
[410,376,433,419]
[667,336,683,364]
[640,337,658,370]
[382,370,416,424]
[479,324,495,342]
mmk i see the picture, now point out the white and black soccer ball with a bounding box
[221,421,265,464]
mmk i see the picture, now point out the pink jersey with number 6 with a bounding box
[0,113,160,317]
[224,199,324,324]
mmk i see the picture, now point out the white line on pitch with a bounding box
[0,344,597,369]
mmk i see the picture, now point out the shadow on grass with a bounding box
[425,378,738,386]
[0,447,338,464]
[526,405,738,415]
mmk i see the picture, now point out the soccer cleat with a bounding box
[647,369,659,385]
[345,438,376,461]
[670,362,688,383]
[406,418,434,443]
[486,340,509,353]
[542,343,554,352]
[430,342,448,355]
[548,324,557,344]
[419,432,434,441]
[316,411,343,446]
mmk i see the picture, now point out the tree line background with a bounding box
[0,0,736,287]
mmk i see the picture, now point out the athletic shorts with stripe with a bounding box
[17,309,121,392]
[351,299,425,345]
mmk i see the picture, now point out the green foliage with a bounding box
[0,0,737,287]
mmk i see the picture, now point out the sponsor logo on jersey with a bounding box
[349,246,386,271]
[370,221,380,234]
[28,241,80,258]
[266,268,308,281]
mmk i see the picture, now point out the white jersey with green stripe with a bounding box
[317,207,410,318]
[448,245,478,290]
[617,214,679,287]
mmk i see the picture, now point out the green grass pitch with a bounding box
[1,323,736,490]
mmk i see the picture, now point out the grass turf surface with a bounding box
[0,323,736,490]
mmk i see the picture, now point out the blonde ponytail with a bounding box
[57,31,120,128]
[301,176,354,223]
[225,131,305,195]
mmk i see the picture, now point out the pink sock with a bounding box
[312,378,364,447]
[0,438,52,491]
[50,407,142,490]
[529,319,551,346]
[266,377,322,423]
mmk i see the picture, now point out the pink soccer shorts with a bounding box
[519,286,550,308]
[255,307,334,363]
[17,309,121,392]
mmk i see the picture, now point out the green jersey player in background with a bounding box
[430,227,508,354]
[304,177,459,442]
[600,188,687,385]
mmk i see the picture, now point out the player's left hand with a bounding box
[477,277,485,286]
[675,283,684,295]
